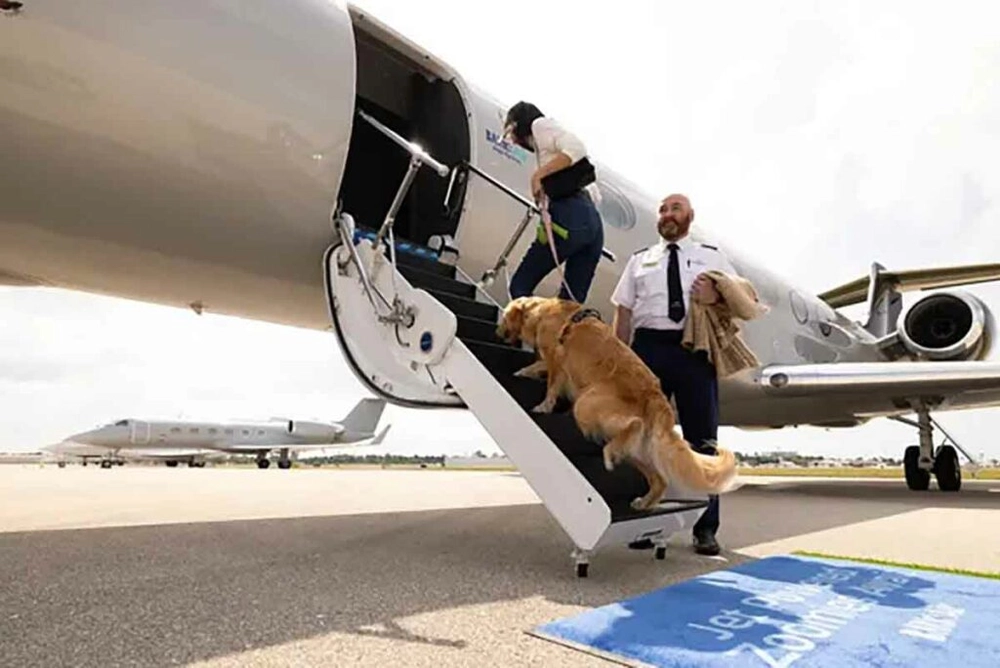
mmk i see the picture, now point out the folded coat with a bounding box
[681,270,768,378]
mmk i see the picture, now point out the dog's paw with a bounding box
[532,401,554,414]
[603,452,616,472]
[631,497,650,510]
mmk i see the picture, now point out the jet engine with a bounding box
[285,420,341,441]
[897,290,995,361]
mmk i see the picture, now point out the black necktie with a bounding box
[667,243,685,323]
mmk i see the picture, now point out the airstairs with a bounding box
[324,113,710,577]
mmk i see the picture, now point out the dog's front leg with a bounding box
[513,359,547,379]
[532,356,565,414]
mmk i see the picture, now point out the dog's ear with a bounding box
[497,298,526,343]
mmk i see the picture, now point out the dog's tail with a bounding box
[645,397,740,495]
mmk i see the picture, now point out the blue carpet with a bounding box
[532,554,1000,667]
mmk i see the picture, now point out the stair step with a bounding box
[430,290,499,323]
[456,315,506,346]
[399,264,475,299]
[392,249,456,279]
[463,340,536,379]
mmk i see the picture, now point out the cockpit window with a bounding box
[113,419,129,427]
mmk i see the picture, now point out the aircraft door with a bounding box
[130,421,151,445]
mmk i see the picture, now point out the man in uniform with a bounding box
[610,193,738,556]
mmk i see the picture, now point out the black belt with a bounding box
[634,327,683,345]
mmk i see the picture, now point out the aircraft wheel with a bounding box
[576,562,589,578]
[277,460,292,470]
[165,461,178,468]
[655,546,667,561]
[933,445,961,492]
[257,459,270,469]
[100,460,112,469]
[903,445,930,491]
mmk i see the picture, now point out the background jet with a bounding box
[58,398,389,469]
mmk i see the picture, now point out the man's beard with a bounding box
[659,217,690,239]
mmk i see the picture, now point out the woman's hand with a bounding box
[530,172,543,202]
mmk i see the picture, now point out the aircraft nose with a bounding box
[69,429,103,445]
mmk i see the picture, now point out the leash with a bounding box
[535,160,580,303]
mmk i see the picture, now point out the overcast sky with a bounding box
[3,0,1000,462]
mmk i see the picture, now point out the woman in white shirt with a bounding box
[502,101,604,303]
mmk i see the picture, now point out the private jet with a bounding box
[3,1,999,574]
[45,398,390,469]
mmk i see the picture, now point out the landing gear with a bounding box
[571,548,591,578]
[903,446,930,491]
[165,460,179,468]
[933,445,961,492]
[277,448,292,470]
[256,457,270,469]
[892,406,975,492]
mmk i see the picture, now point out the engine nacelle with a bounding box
[897,290,995,361]
[285,420,341,442]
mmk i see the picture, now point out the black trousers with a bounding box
[631,327,720,536]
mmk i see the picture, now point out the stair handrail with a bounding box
[459,162,617,301]
[357,110,451,258]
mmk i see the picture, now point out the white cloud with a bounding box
[3,0,1000,463]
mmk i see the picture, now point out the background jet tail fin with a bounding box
[819,262,1000,309]
[369,423,392,446]
[339,397,386,436]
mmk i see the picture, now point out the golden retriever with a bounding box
[497,296,738,510]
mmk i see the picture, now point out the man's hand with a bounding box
[692,273,720,305]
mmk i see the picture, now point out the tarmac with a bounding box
[1,466,998,667]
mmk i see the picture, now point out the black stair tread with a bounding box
[463,339,536,377]
[429,289,499,323]
[456,314,508,346]
[393,251,456,279]
[610,499,710,523]
[399,264,475,299]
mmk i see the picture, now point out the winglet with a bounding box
[369,423,392,446]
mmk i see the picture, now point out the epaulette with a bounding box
[632,246,649,255]
[700,243,718,251]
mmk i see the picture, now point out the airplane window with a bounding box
[208,428,218,434]
[256,430,264,436]
[241,429,250,436]
[190,428,199,434]
[595,181,637,231]
[225,429,234,435]
[170,427,181,433]
[114,419,129,427]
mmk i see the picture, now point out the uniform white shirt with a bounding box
[611,235,737,331]
[530,117,601,204]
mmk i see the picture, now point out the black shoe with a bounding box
[628,538,655,550]
[693,532,720,556]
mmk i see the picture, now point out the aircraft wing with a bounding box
[758,360,1000,401]
[126,448,222,459]
[213,443,355,453]
[818,262,1000,308]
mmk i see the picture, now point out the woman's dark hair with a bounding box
[504,101,544,151]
